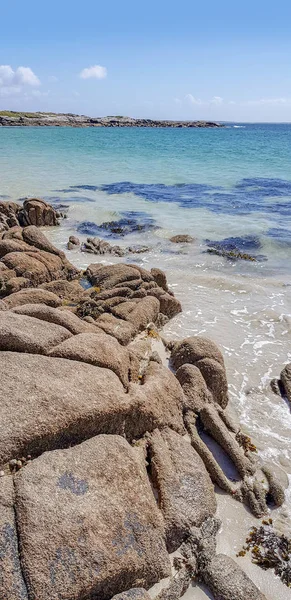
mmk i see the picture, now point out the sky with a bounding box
[0,0,291,122]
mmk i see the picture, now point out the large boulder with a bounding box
[49,332,131,388]
[3,288,62,309]
[0,201,21,219]
[202,554,267,600]
[175,363,211,412]
[12,304,97,334]
[196,357,229,409]
[95,313,138,345]
[1,251,52,285]
[40,279,85,301]
[0,352,128,464]
[0,476,28,600]
[170,336,228,408]
[14,436,170,600]
[18,198,59,227]
[125,362,185,439]
[22,225,63,256]
[0,352,185,465]
[0,239,36,258]
[158,293,182,319]
[0,311,72,355]
[149,428,216,552]
[171,336,225,370]
[86,263,142,290]
[117,296,160,332]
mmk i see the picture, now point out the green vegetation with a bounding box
[0,110,41,118]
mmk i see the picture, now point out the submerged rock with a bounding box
[205,235,266,262]
[206,247,259,261]
[169,234,194,243]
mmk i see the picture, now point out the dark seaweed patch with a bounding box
[77,211,158,237]
[205,235,261,252]
[235,177,291,197]
[77,221,101,236]
[96,178,291,218]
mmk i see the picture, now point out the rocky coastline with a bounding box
[0,112,223,128]
[0,197,289,600]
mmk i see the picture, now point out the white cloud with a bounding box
[14,67,40,86]
[80,65,107,80]
[174,97,181,104]
[48,75,58,83]
[0,65,40,97]
[211,96,223,105]
[185,94,203,105]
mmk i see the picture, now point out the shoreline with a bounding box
[0,200,288,600]
[0,111,223,128]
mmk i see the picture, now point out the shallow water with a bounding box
[1,123,291,597]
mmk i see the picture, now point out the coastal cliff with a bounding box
[0,111,223,128]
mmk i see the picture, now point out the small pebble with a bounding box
[0,470,5,477]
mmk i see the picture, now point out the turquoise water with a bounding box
[0,124,290,277]
[0,123,290,189]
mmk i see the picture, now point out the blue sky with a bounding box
[0,0,291,122]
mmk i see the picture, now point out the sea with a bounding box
[0,123,291,597]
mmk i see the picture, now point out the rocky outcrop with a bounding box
[67,235,80,250]
[0,111,223,128]
[0,220,279,600]
[170,337,285,519]
[81,236,125,256]
[0,199,60,232]
[0,223,78,296]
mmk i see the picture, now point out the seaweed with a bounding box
[238,522,291,588]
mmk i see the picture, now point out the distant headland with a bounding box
[0,111,223,128]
